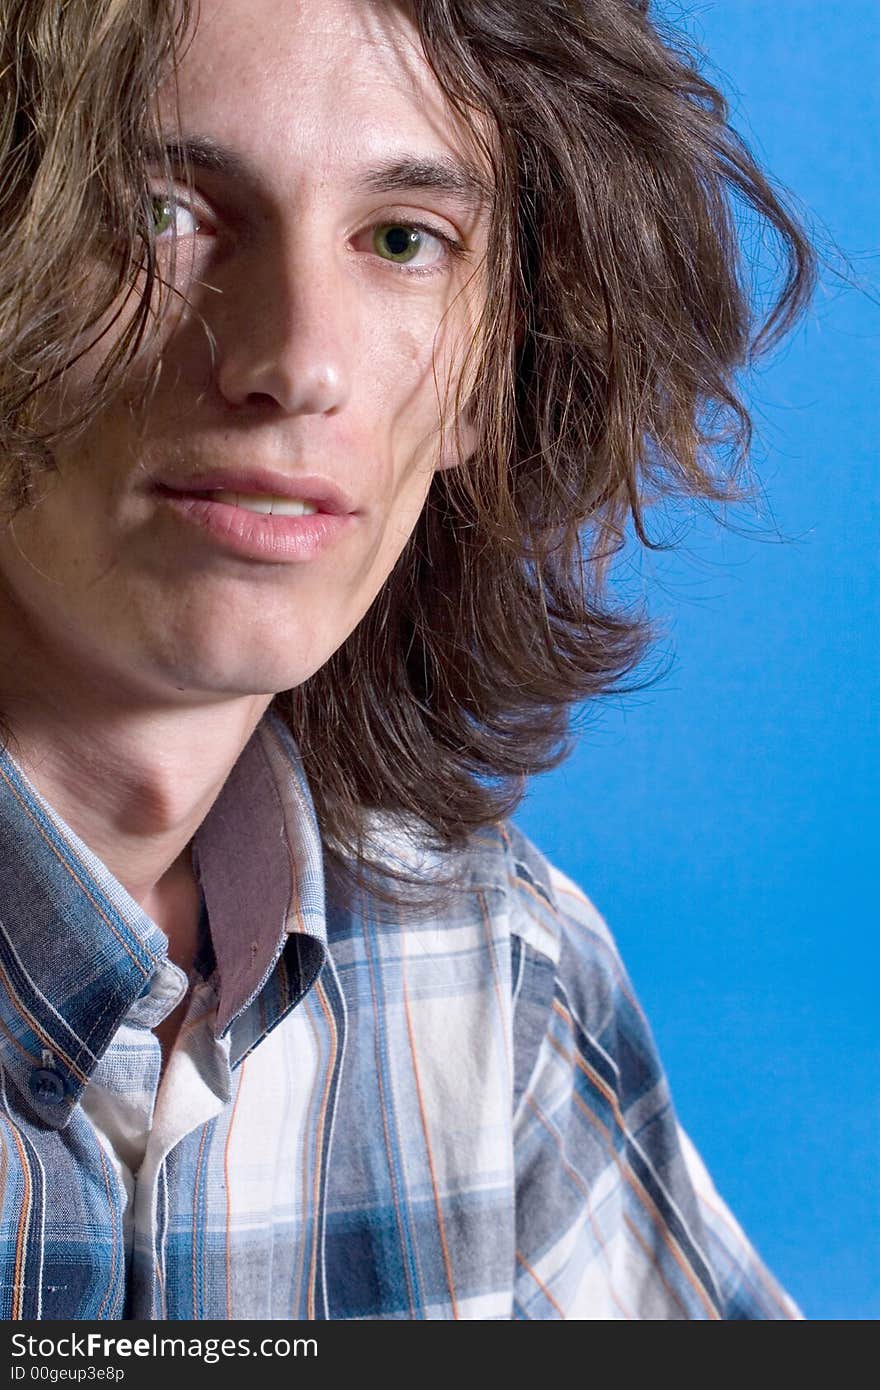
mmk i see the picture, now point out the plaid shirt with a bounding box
[0,710,800,1320]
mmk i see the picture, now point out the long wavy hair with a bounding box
[0,0,819,910]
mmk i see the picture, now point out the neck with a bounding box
[5,695,273,904]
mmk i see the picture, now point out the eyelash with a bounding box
[150,195,467,278]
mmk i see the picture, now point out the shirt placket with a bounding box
[131,976,233,1318]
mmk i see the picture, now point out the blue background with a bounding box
[514,1,878,1321]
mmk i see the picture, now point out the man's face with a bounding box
[0,0,490,708]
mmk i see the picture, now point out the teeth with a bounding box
[210,491,318,516]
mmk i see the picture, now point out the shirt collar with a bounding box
[194,710,328,1059]
[0,709,327,1126]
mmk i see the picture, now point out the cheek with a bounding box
[6,401,150,606]
[376,296,480,462]
[0,486,109,620]
[364,319,453,475]
[367,312,428,398]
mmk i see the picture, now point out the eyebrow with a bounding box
[147,136,493,218]
[359,154,493,217]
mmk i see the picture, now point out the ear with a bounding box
[435,313,524,471]
[435,398,479,472]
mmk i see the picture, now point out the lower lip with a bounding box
[155,488,355,561]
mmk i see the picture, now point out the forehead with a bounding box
[165,0,491,189]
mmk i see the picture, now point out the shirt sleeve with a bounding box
[504,826,802,1320]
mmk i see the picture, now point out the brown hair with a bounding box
[0,0,820,909]
[0,0,191,503]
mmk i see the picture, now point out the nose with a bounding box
[212,236,353,416]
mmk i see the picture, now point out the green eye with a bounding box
[148,195,201,239]
[372,224,423,263]
[150,196,174,236]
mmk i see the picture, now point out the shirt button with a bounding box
[29,1067,67,1105]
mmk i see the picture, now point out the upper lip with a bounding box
[154,467,358,515]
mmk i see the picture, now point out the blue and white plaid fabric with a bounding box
[0,710,800,1320]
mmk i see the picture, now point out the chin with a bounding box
[145,614,342,699]
[168,662,319,700]
[143,640,318,701]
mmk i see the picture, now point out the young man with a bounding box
[0,0,814,1319]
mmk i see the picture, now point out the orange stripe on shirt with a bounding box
[223,1057,247,1320]
[545,1006,720,1319]
[304,976,339,1321]
[400,924,460,1318]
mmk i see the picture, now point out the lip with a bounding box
[152,467,358,516]
[154,485,356,563]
